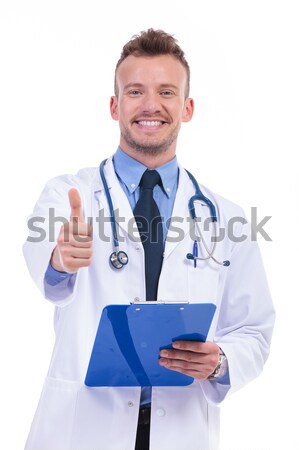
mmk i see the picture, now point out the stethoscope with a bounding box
[99,159,230,270]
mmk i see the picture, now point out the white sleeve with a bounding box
[200,219,275,405]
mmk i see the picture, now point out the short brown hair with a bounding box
[114,28,190,98]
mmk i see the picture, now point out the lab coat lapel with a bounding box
[163,165,193,259]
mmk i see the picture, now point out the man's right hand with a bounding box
[50,188,93,273]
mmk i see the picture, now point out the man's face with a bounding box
[110,55,194,158]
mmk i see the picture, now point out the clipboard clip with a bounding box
[130,299,190,305]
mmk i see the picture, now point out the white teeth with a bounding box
[138,120,163,127]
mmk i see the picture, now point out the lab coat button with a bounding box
[128,401,134,407]
[156,408,166,417]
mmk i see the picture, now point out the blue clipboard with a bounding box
[85,302,216,387]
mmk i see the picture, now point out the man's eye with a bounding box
[161,91,174,96]
[129,90,142,96]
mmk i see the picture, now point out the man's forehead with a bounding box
[116,54,187,87]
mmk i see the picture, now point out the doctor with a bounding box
[23,29,275,450]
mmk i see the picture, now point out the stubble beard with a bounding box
[121,124,179,156]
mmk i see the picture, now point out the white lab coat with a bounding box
[23,156,275,450]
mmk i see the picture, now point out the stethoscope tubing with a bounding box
[99,159,229,269]
[99,159,119,249]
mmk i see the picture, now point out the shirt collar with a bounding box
[113,147,178,198]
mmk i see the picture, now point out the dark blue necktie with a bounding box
[134,170,164,301]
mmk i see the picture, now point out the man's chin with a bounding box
[133,144,168,155]
[122,133,177,155]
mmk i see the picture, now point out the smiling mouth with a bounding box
[135,120,166,127]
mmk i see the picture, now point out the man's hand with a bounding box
[50,188,93,273]
[159,341,220,381]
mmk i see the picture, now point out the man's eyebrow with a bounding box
[159,83,179,90]
[123,83,179,91]
[123,83,144,90]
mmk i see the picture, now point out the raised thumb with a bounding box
[69,188,84,222]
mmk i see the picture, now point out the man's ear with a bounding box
[182,97,194,123]
[110,96,119,120]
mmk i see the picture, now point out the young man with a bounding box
[23,29,275,450]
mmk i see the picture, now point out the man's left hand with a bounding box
[159,341,220,381]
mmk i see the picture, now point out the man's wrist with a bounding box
[208,347,228,380]
[50,246,66,272]
[44,262,73,286]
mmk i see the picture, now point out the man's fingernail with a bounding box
[160,350,168,357]
[172,342,180,348]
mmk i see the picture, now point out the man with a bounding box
[23,29,275,450]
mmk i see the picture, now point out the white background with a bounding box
[0,1,298,449]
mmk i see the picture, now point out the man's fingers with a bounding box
[158,359,210,381]
[58,244,93,259]
[60,256,93,272]
[69,188,85,223]
[59,222,92,242]
[159,358,204,371]
[160,349,208,363]
[159,341,220,379]
[172,340,218,354]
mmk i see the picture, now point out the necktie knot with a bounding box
[140,169,161,190]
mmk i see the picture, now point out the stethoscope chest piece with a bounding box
[110,250,129,269]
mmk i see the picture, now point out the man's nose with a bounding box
[141,92,161,114]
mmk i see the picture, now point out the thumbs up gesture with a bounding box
[50,189,93,273]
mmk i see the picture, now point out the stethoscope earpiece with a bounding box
[186,253,230,267]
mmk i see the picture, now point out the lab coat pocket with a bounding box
[187,261,220,303]
[25,377,80,450]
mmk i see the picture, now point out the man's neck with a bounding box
[118,145,177,169]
